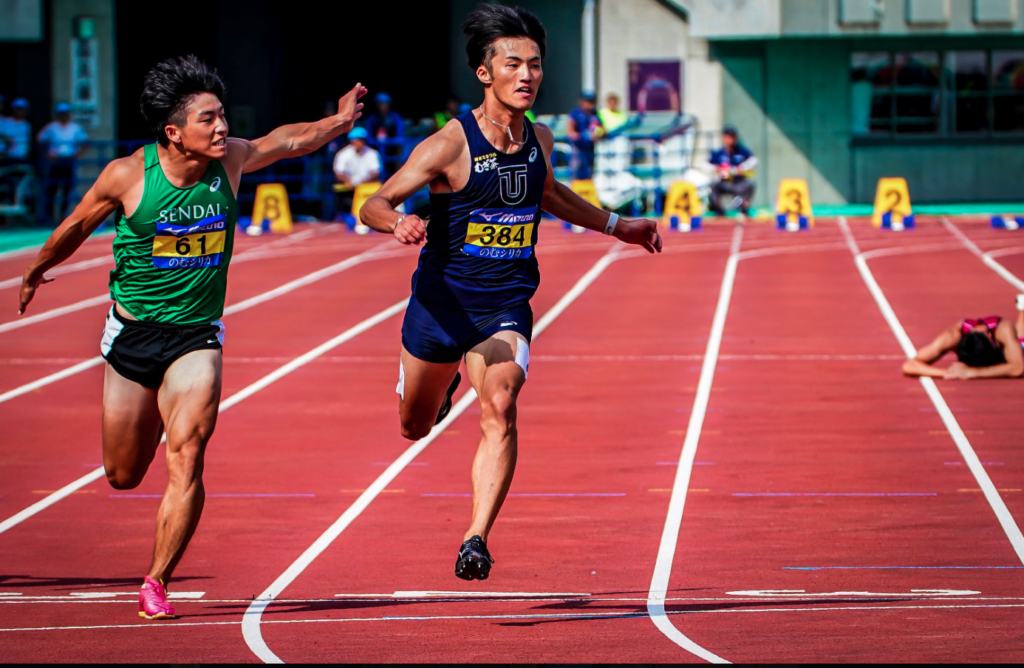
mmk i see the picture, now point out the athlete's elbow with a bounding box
[901,359,917,376]
[1009,363,1024,378]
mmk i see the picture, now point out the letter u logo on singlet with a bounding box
[498,165,528,205]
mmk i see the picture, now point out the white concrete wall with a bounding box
[598,0,723,155]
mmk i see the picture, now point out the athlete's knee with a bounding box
[400,416,433,441]
[480,389,517,437]
[166,431,208,482]
[105,466,145,490]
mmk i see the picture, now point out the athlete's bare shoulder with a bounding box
[419,119,469,166]
[532,122,555,159]
[94,149,145,201]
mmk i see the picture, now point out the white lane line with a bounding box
[0,357,107,404]
[860,241,965,261]
[11,602,1024,634]
[647,224,743,665]
[0,255,113,291]
[940,217,1024,292]
[243,246,627,664]
[0,227,365,334]
[985,246,1024,260]
[0,242,400,405]
[0,298,408,536]
[0,294,110,333]
[839,217,1024,566]
[0,230,115,262]
[0,226,327,290]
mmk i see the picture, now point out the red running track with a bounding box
[0,219,1021,662]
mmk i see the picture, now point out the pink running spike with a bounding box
[138,576,175,620]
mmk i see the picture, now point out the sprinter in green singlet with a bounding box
[18,56,366,620]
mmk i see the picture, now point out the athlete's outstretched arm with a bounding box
[902,324,959,378]
[18,155,139,315]
[360,122,466,245]
[226,84,367,178]
[534,124,661,253]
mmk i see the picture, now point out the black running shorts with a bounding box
[100,306,224,390]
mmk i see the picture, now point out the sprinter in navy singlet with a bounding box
[360,4,662,581]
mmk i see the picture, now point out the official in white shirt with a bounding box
[333,126,381,230]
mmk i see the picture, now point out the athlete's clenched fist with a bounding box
[393,214,428,245]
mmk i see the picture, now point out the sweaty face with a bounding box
[479,37,542,112]
[168,92,229,159]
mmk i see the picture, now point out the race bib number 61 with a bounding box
[152,214,227,269]
[463,207,537,260]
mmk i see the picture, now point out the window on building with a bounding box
[992,51,1024,132]
[852,49,1024,138]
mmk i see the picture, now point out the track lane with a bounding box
[853,218,1024,530]
[0,232,409,520]
[659,220,1024,663]
[250,227,736,663]
[0,227,622,662]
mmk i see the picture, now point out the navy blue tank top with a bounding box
[411,111,547,313]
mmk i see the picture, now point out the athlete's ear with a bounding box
[164,124,183,146]
[476,64,492,86]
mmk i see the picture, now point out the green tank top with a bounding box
[109,143,237,325]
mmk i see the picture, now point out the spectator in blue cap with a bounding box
[567,90,604,180]
[37,101,89,224]
[364,92,404,179]
[333,126,381,226]
[1,98,33,164]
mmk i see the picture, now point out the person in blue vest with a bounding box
[359,4,661,582]
[567,90,604,180]
[708,124,757,216]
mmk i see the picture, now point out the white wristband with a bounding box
[603,213,619,236]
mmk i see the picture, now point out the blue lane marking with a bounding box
[657,462,715,466]
[945,461,1004,466]
[787,566,1024,571]
[421,493,626,497]
[733,493,937,497]
[110,493,314,498]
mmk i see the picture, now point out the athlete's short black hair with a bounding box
[462,4,546,73]
[140,55,226,146]
[956,330,1005,368]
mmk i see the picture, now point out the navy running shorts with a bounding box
[401,294,533,364]
[100,306,224,389]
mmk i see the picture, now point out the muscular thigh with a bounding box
[465,330,528,398]
[399,347,460,424]
[158,349,222,452]
[102,363,163,476]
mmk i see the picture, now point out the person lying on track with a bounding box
[902,294,1024,380]
[360,4,662,582]
[18,55,365,620]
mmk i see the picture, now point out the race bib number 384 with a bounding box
[152,214,227,269]
[463,206,537,260]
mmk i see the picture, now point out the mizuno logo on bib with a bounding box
[152,214,227,269]
[463,206,537,260]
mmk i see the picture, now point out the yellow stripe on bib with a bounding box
[152,230,227,257]
[464,222,534,249]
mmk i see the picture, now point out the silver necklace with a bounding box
[479,108,527,148]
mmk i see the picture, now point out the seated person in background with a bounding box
[333,126,381,228]
[433,96,462,133]
[708,124,756,216]
[598,93,628,134]
[365,92,404,179]
[902,295,1024,380]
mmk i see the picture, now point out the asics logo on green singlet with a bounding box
[210,177,221,192]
